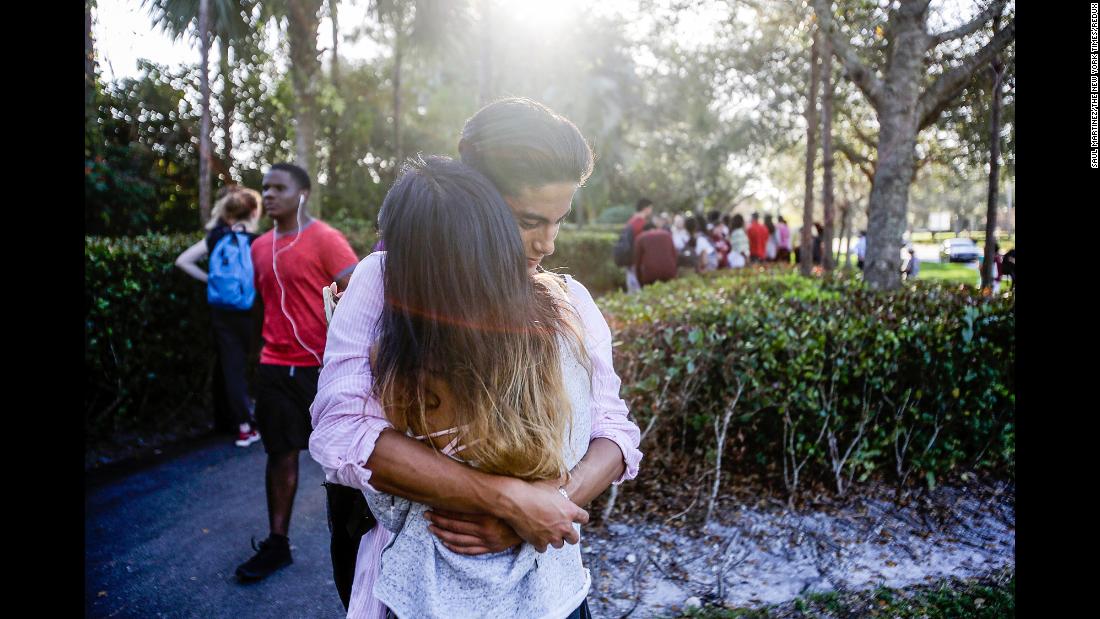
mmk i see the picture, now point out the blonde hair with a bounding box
[371,157,590,482]
[206,186,261,232]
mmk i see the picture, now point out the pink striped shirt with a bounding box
[309,252,642,619]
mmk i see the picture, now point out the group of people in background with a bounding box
[621,200,796,292]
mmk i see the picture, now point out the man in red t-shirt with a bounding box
[624,198,653,292]
[235,163,359,583]
[746,212,770,263]
[633,222,678,287]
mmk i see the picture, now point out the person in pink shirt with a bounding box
[776,215,792,263]
[310,98,642,618]
[234,163,359,583]
[746,212,770,263]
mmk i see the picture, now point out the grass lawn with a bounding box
[916,261,1013,291]
[670,572,1015,618]
[917,261,981,286]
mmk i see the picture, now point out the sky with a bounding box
[91,0,995,198]
[92,0,989,82]
[93,0,642,81]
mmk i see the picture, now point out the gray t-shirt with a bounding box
[367,341,594,619]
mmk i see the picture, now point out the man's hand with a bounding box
[329,282,345,304]
[495,477,588,553]
[424,510,523,555]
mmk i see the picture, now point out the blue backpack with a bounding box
[207,231,255,310]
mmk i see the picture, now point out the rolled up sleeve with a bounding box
[309,252,392,493]
[567,277,643,484]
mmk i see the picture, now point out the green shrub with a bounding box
[542,230,621,296]
[601,268,1014,498]
[85,234,217,444]
[84,227,617,455]
[596,204,635,224]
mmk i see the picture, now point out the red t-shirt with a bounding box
[632,229,678,286]
[628,213,647,239]
[747,223,770,259]
[251,220,359,367]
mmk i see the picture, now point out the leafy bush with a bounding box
[85,234,217,445]
[601,268,1014,500]
[84,227,619,457]
[596,204,635,224]
[542,231,621,296]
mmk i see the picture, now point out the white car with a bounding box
[940,238,981,263]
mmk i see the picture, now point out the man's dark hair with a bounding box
[642,222,656,232]
[269,162,312,191]
[636,198,653,211]
[458,97,594,197]
[751,212,759,221]
[707,210,720,223]
[730,214,745,230]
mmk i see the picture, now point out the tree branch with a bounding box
[929,0,1007,47]
[917,17,1015,130]
[834,140,876,181]
[811,0,885,109]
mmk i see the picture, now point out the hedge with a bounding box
[85,234,219,445]
[600,268,1014,500]
[85,227,620,457]
[87,232,1012,493]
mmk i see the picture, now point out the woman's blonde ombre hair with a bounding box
[371,156,589,481]
[205,186,261,232]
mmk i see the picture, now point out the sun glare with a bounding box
[501,0,581,30]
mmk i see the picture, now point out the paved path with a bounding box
[86,435,346,619]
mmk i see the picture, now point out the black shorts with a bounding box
[254,364,320,454]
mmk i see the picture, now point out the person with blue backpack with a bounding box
[175,186,263,448]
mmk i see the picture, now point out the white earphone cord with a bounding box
[271,194,324,366]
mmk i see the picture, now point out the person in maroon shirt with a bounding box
[746,212,770,263]
[624,198,653,292]
[633,222,678,287]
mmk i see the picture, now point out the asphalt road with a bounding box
[85,434,347,619]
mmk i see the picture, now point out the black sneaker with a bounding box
[235,535,292,582]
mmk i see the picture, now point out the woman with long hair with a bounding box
[363,156,592,617]
[311,98,641,619]
[175,187,262,446]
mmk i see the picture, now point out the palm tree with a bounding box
[143,0,256,223]
[369,0,470,171]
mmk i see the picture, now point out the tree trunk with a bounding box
[199,0,213,225]
[836,201,849,267]
[85,1,96,126]
[812,0,1014,290]
[327,0,341,213]
[821,35,835,273]
[330,0,340,87]
[861,6,927,291]
[478,0,493,106]
[982,22,1005,289]
[393,37,404,172]
[288,0,324,216]
[218,36,235,181]
[800,28,821,277]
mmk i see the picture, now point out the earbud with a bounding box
[298,194,305,208]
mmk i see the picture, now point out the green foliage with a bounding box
[601,268,1014,496]
[84,227,616,452]
[672,574,1014,618]
[542,231,621,296]
[86,61,209,236]
[85,234,216,443]
[596,205,635,225]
